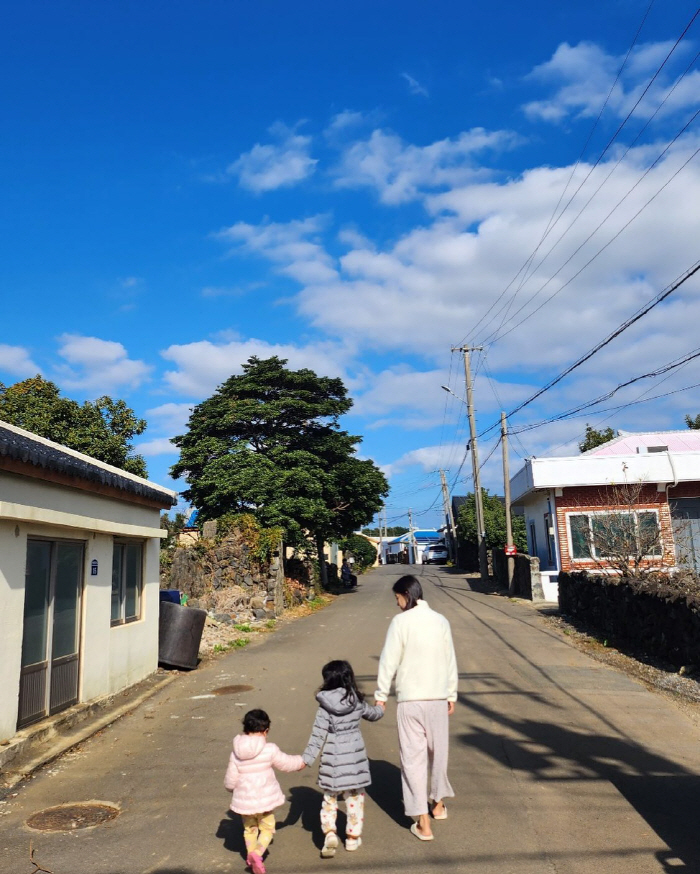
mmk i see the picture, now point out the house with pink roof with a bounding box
[510,431,700,600]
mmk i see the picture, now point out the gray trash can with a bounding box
[158,601,207,669]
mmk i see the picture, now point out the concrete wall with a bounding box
[0,470,165,743]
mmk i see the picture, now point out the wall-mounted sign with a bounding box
[504,545,517,556]
[91,559,99,576]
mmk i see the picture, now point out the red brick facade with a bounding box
[554,484,677,573]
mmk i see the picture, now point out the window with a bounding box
[111,541,143,625]
[567,511,661,561]
[544,513,556,567]
[529,522,538,558]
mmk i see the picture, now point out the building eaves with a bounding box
[0,421,176,507]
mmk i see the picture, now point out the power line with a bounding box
[484,111,700,347]
[480,258,700,435]
[483,48,700,347]
[463,2,696,348]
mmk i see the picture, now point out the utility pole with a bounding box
[452,345,488,580]
[439,469,458,564]
[408,508,417,565]
[501,411,515,593]
[378,508,385,565]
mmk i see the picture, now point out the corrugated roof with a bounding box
[0,420,176,506]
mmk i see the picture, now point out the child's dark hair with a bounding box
[392,575,423,610]
[320,660,364,703]
[243,709,271,734]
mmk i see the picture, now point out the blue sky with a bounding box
[2,1,700,528]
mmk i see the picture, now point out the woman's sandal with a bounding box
[432,803,448,820]
[410,822,434,841]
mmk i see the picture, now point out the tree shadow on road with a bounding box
[278,785,327,848]
[366,759,412,830]
[457,692,700,873]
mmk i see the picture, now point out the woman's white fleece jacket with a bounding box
[375,599,458,704]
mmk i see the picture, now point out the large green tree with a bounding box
[0,376,147,476]
[578,424,616,452]
[170,357,388,579]
[685,413,700,429]
[457,489,528,553]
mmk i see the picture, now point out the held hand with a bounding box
[447,701,455,716]
[375,699,386,710]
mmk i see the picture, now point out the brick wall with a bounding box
[554,484,676,573]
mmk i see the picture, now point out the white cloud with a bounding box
[228,122,317,193]
[0,344,40,379]
[145,402,194,436]
[401,72,429,98]
[224,127,700,452]
[55,334,151,394]
[217,215,338,284]
[523,40,700,124]
[161,337,353,398]
[136,437,177,457]
[333,127,520,204]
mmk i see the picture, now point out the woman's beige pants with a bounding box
[397,700,454,816]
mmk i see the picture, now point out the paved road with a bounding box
[2,566,700,874]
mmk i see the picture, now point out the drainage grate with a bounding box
[212,684,254,695]
[26,802,120,831]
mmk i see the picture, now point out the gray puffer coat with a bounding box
[303,688,384,793]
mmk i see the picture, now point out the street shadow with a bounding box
[278,785,327,848]
[216,810,246,861]
[458,692,700,872]
[365,759,412,829]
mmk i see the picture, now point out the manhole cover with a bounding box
[26,802,120,831]
[212,684,254,695]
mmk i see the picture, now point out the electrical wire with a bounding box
[463,1,695,348]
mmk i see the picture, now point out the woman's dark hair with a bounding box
[320,659,364,703]
[392,575,423,610]
[243,709,271,734]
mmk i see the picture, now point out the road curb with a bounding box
[0,673,178,795]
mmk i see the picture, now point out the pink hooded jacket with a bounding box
[224,733,304,816]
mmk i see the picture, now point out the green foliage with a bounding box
[170,356,388,546]
[578,424,617,453]
[216,512,283,564]
[0,375,147,476]
[457,490,528,553]
[213,638,250,654]
[362,526,408,536]
[234,623,253,633]
[685,413,700,430]
[339,533,377,570]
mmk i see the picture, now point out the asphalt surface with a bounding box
[2,565,700,874]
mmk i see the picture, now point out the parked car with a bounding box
[424,544,449,564]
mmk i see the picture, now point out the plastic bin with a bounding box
[159,589,181,604]
[158,601,207,670]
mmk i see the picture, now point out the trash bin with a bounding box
[158,601,207,670]
[159,589,181,605]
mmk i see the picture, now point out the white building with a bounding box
[510,430,700,601]
[0,421,176,743]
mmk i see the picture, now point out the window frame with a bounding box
[566,509,662,562]
[111,539,144,626]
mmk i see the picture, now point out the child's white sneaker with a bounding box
[345,836,362,852]
[321,832,338,858]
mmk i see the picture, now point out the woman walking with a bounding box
[375,575,457,841]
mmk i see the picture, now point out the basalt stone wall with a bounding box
[165,530,285,620]
[492,549,541,599]
[559,572,700,667]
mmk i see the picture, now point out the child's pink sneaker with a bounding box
[247,852,266,874]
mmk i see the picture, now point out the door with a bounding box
[18,540,84,728]
[670,498,700,572]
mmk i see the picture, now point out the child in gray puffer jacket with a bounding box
[303,660,384,857]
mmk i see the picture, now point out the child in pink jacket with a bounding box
[224,708,305,874]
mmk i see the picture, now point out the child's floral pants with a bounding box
[321,791,365,838]
[242,811,276,854]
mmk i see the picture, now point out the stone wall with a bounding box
[164,527,284,622]
[492,549,542,600]
[559,571,700,668]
